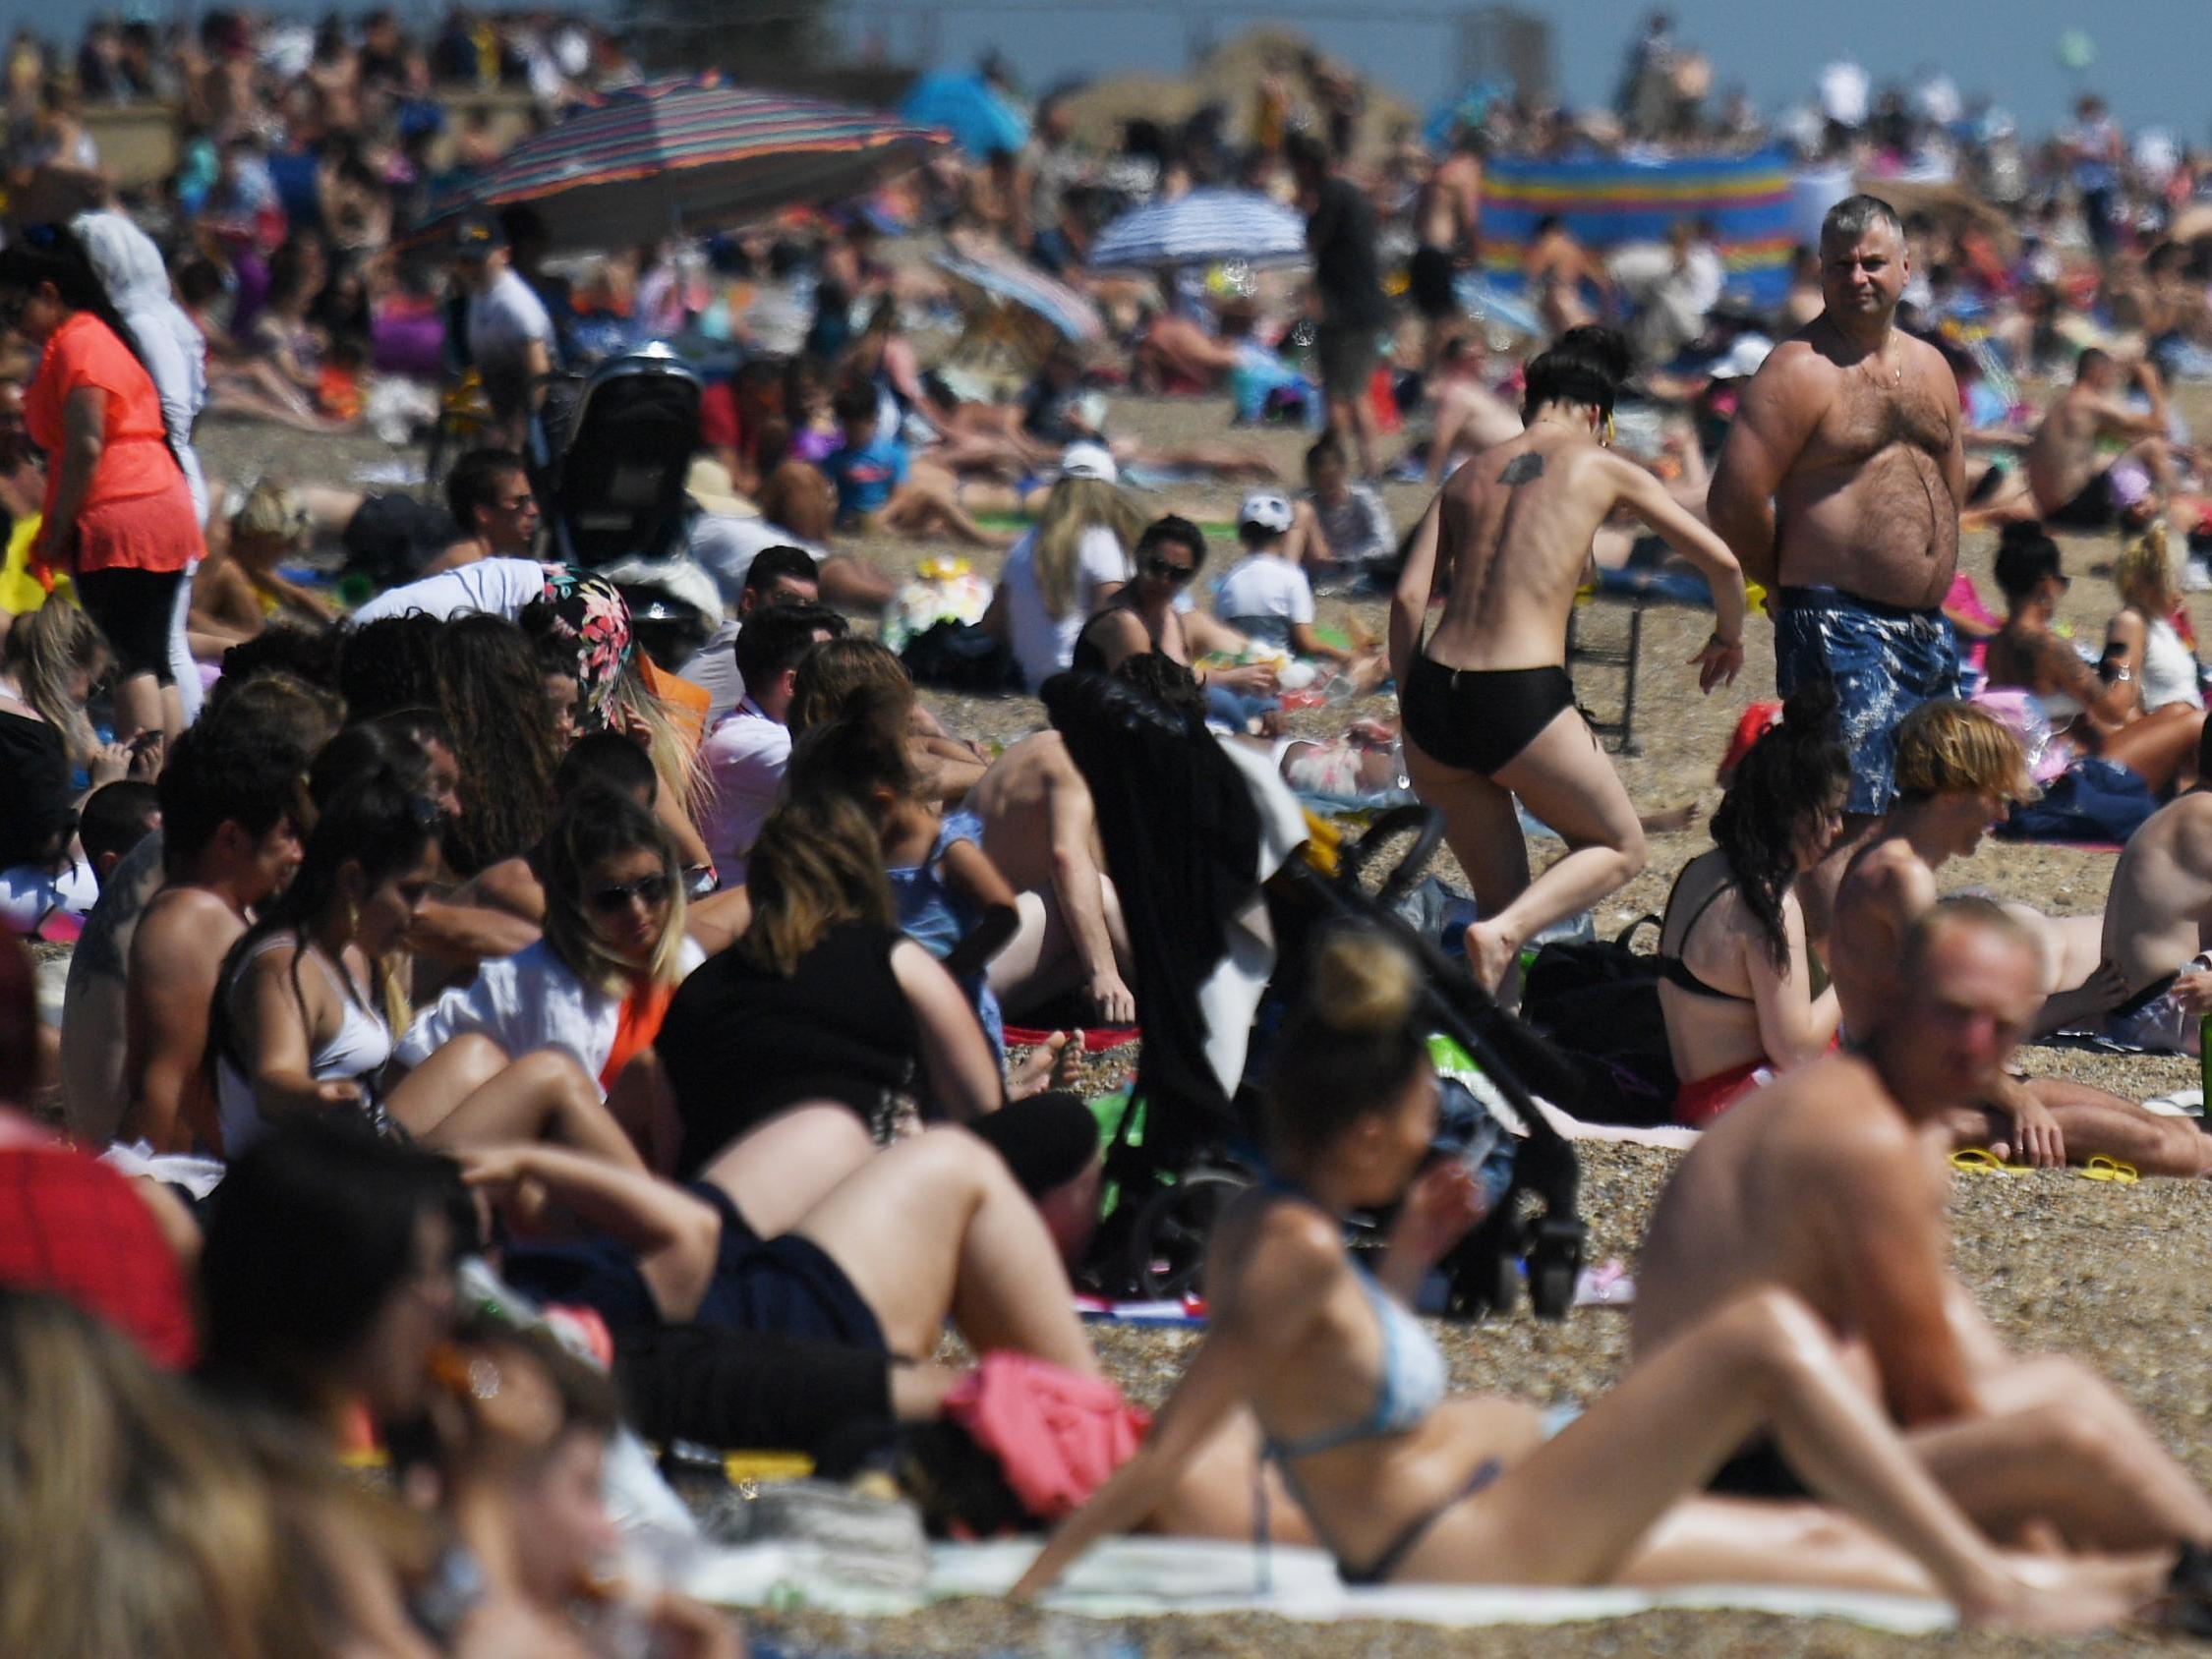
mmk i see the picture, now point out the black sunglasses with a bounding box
[1143,555,1197,585]
[407,795,446,830]
[588,872,671,914]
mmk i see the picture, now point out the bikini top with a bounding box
[1258,1184,1449,1461]
[1658,864,1754,1004]
[1070,600,1166,676]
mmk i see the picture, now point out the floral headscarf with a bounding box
[531,565,632,729]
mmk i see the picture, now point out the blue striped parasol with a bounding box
[407,84,950,253]
[1086,189,1309,273]
[934,245,1104,344]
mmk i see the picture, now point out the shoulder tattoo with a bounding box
[1498,452,1545,486]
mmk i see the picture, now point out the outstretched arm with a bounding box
[1613,458,1746,689]
[1012,1210,1335,1599]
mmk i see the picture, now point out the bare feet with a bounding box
[1958,1549,2170,1634]
[1462,917,1521,998]
[1007,1032,1076,1100]
[1638,802,1702,835]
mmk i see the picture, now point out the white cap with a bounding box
[1708,333,1774,381]
[1059,442,1118,483]
[1238,490,1294,534]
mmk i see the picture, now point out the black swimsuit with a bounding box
[1657,863,1755,1004]
[1399,643,1576,776]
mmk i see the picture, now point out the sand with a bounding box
[187,375,2212,1655]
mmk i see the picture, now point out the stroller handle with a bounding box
[1336,804,1448,911]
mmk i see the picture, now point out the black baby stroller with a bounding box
[536,343,702,570]
[1040,671,1587,1320]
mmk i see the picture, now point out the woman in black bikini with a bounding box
[1389,327,1748,997]
[1658,682,1848,1125]
[1072,515,1277,715]
[1014,928,2149,1630]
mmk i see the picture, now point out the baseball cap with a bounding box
[452,212,505,259]
[1238,490,1294,534]
[1707,334,1774,381]
[1059,442,1118,484]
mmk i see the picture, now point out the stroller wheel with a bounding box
[1130,1166,1250,1300]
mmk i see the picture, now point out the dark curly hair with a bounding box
[1709,681,1848,968]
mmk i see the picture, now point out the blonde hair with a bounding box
[2113,521,2178,616]
[229,481,311,545]
[1266,928,1428,1155]
[1031,476,1148,619]
[0,1291,331,1657]
[737,792,895,978]
[788,637,917,736]
[540,788,689,997]
[0,601,107,770]
[608,663,703,829]
[1892,700,2033,803]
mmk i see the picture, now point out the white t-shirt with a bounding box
[395,934,707,1096]
[687,513,827,611]
[700,698,789,887]
[1214,550,1314,649]
[466,269,554,374]
[676,620,744,728]
[349,557,549,625]
[999,525,1132,691]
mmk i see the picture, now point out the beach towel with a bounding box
[687,1535,1952,1635]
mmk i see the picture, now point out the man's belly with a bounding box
[1776,489,1955,610]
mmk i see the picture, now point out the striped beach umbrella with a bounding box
[1086,188,1310,273]
[934,244,1104,345]
[408,84,950,253]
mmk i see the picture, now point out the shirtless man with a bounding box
[1522,215,1612,338]
[1830,702,2211,1176]
[1709,195,1965,933]
[2095,725,2212,1053]
[1391,326,1746,994]
[118,714,311,1152]
[1636,898,2212,1553]
[963,729,1135,1025]
[1408,135,1482,368]
[2023,349,2182,529]
[1415,336,1522,486]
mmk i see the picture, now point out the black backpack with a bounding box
[1519,917,1678,1128]
[901,620,1024,694]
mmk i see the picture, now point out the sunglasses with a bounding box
[406,795,446,830]
[588,872,671,914]
[1143,556,1197,585]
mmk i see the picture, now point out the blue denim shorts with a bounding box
[1775,586,1958,814]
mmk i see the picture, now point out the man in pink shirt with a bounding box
[701,603,844,887]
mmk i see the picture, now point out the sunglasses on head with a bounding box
[588,872,670,914]
[1143,555,1196,584]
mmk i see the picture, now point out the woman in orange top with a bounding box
[1,225,204,744]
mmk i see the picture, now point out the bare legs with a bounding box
[2102,704,2205,796]
[384,1034,644,1169]
[1408,706,1647,997]
[697,1103,878,1240]
[1975,1081,2212,1178]
[1402,1288,2157,1630]
[793,1126,1099,1374]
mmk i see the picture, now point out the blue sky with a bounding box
[29,0,2211,144]
[844,0,2211,143]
